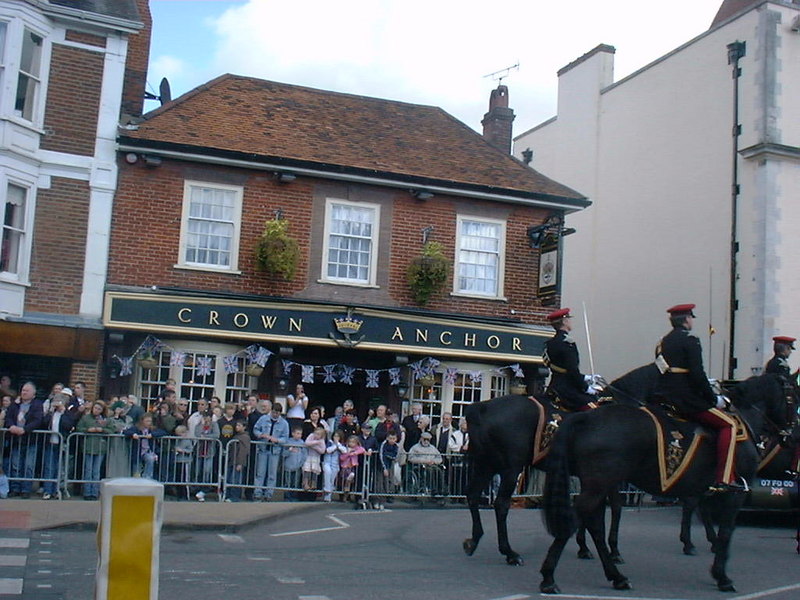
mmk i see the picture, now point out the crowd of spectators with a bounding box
[0,377,470,505]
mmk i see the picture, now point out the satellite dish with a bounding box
[158,78,172,105]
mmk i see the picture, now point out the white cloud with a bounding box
[174,0,723,132]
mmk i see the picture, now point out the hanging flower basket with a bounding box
[510,380,528,395]
[138,353,158,370]
[255,218,300,281]
[407,241,450,306]
[246,363,264,377]
[418,374,436,387]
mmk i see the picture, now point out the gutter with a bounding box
[33,0,143,33]
[117,139,591,213]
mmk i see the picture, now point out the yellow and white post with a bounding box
[95,477,163,600]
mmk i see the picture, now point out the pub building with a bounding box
[103,74,589,422]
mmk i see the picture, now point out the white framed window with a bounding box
[14,27,42,122]
[454,216,506,298]
[321,199,379,286]
[0,182,27,275]
[177,181,243,272]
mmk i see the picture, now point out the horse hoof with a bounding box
[577,549,594,560]
[613,578,632,591]
[540,582,560,594]
[463,539,476,556]
[505,554,524,566]
[683,545,697,556]
[610,553,625,565]
[718,582,736,593]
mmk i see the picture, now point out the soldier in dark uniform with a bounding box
[543,308,597,412]
[654,304,742,492]
[765,336,795,381]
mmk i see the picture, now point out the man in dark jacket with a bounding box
[543,308,596,411]
[653,303,741,492]
[4,381,45,497]
[765,335,794,381]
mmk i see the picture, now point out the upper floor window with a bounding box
[455,216,505,298]
[321,199,379,286]
[178,181,243,272]
[1,182,27,275]
[14,28,42,122]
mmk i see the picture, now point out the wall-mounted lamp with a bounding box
[144,155,162,167]
[124,152,138,164]
[527,214,566,249]
[273,209,283,221]
[410,189,434,200]
[396,383,408,398]
[422,225,434,244]
[274,171,297,183]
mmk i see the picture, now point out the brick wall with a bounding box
[40,44,103,155]
[109,157,557,327]
[121,0,152,117]
[26,178,90,314]
[64,29,106,48]
[70,358,102,403]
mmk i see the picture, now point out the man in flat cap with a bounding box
[543,308,597,412]
[654,304,741,492]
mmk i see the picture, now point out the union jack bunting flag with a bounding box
[301,365,315,383]
[170,351,187,367]
[196,356,213,377]
[365,370,380,388]
[388,368,401,385]
[223,355,239,374]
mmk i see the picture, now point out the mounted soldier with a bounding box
[543,308,598,412]
[653,303,742,493]
[765,335,794,381]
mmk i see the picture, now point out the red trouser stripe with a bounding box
[691,408,737,484]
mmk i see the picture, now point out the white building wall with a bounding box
[515,2,800,380]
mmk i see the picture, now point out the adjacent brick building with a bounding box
[106,74,589,421]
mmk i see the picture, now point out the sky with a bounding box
[144,0,727,136]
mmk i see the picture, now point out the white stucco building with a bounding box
[514,0,800,380]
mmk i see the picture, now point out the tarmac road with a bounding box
[3,502,800,600]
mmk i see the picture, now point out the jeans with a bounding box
[139,452,158,479]
[42,442,61,496]
[323,462,340,494]
[226,465,242,501]
[194,455,215,492]
[254,451,280,498]
[82,453,104,498]
[9,436,38,493]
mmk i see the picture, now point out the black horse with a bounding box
[539,373,784,594]
[462,394,624,566]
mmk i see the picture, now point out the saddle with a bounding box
[642,403,749,493]
[528,395,587,466]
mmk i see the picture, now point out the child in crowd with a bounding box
[225,420,250,502]
[123,414,166,480]
[375,431,401,510]
[302,426,327,491]
[339,435,366,502]
[77,400,115,500]
[173,425,194,500]
[282,427,307,501]
[193,412,219,502]
[322,430,347,502]
[41,392,75,500]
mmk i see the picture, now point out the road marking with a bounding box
[247,557,272,561]
[0,578,23,594]
[299,596,332,600]
[0,539,29,549]
[36,584,52,589]
[276,576,305,584]
[217,534,245,543]
[37,570,51,574]
[0,556,26,567]
[734,583,800,599]
[270,511,388,537]
[553,596,723,600]
[39,541,52,545]
[488,596,530,600]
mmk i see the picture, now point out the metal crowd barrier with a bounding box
[1,429,64,498]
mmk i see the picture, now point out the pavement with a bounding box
[0,497,319,532]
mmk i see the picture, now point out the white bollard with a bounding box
[95,477,163,600]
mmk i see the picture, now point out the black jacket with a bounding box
[544,329,592,410]
[765,355,791,381]
[654,326,716,414]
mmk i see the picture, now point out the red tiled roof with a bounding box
[122,74,586,203]
[710,0,763,27]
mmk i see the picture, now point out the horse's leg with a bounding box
[607,489,624,564]
[540,534,570,594]
[698,496,718,549]
[576,523,593,559]
[578,491,631,590]
[680,497,698,555]
[707,494,741,592]
[494,467,524,565]
[463,461,492,557]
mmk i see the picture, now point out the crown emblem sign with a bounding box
[334,316,363,334]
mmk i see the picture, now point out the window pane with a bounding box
[184,185,238,267]
[0,22,7,63]
[457,219,501,296]
[20,29,42,77]
[325,203,375,283]
[1,184,26,274]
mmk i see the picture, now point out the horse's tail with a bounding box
[542,415,578,539]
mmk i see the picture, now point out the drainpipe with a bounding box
[726,40,745,380]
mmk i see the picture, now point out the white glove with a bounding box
[586,386,598,396]
[584,375,593,384]
[715,394,729,410]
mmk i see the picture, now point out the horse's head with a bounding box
[725,373,787,434]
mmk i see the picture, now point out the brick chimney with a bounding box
[481,84,515,154]
[121,0,152,118]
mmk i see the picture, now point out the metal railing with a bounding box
[1,429,65,498]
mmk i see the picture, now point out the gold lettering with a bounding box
[415,329,428,343]
[487,335,500,349]
[209,310,220,326]
[233,313,249,328]
[391,327,404,341]
[439,331,452,345]
[289,317,303,332]
[464,333,476,347]
[177,307,192,323]
[512,337,522,351]
[260,315,277,329]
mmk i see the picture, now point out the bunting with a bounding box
[301,365,315,384]
[196,356,213,377]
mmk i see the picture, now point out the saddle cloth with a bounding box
[528,395,576,466]
[641,404,749,493]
